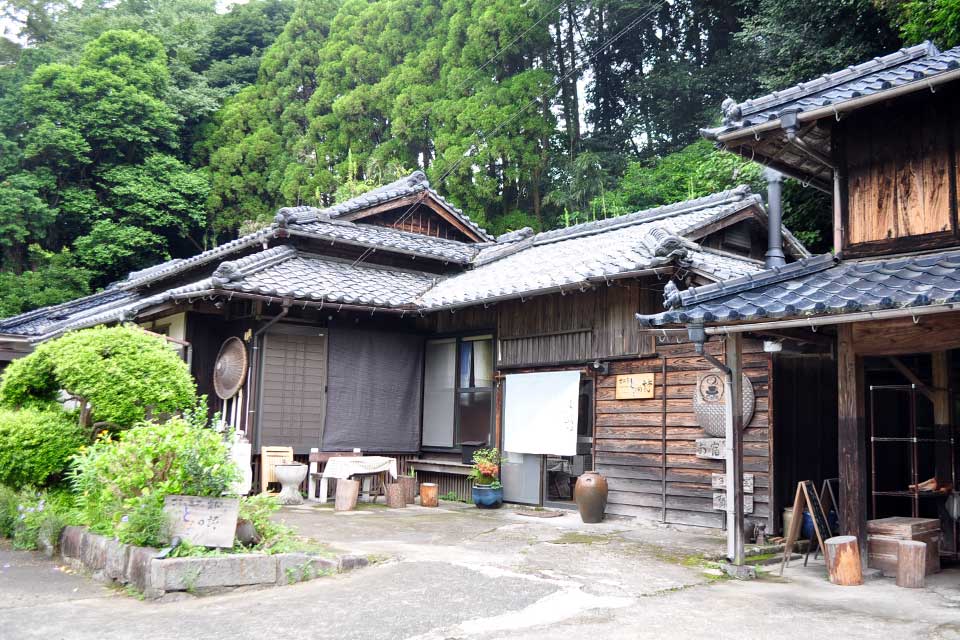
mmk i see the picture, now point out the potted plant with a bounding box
[469,448,503,509]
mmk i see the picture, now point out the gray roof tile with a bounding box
[640,249,960,326]
[705,42,960,139]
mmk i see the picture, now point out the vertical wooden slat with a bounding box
[837,324,867,567]
[727,333,745,565]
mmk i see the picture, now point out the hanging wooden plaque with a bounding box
[615,373,655,399]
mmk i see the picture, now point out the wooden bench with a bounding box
[408,458,473,476]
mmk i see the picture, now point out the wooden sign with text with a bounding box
[713,492,754,514]
[163,495,239,548]
[695,438,725,459]
[615,373,655,399]
[712,473,754,494]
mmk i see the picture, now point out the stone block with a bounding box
[276,554,337,585]
[60,526,85,559]
[337,554,369,573]
[126,545,159,593]
[104,540,131,582]
[80,531,109,571]
[152,554,277,592]
[721,563,757,580]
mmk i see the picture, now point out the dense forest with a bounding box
[0,0,956,315]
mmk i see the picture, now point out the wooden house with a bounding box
[0,167,806,530]
[642,42,960,562]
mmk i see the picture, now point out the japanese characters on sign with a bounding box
[695,438,725,460]
[163,495,240,548]
[615,373,655,399]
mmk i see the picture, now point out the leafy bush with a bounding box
[70,418,237,546]
[0,407,86,489]
[0,485,17,538]
[0,325,197,432]
[4,488,76,551]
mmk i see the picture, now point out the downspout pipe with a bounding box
[689,324,730,376]
[763,168,786,268]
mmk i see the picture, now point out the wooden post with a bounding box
[726,333,745,566]
[932,352,952,489]
[896,540,927,588]
[826,535,863,585]
[335,479,360,512]
[837,324,867,568]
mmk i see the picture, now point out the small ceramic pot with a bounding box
[472,484,503,509]
[574,471,608,523]
[274,462,308,505]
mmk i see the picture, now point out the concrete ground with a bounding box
[1,502,959,639]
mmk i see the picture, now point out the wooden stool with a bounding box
[896,540,926,588]
[826,536,863,586]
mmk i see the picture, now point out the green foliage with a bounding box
[0,246,91,318]
[69,418,237,546]
[8,487,76,551]
[0,325,197,431]
[0,407,86,489]
[604,141,764,214]
[468,447,501,486]
[0,484,19,538]
[883,0,960,47]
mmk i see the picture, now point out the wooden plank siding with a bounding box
[843,85,959,253]
[496,280,658,368]
[595,338,773,530]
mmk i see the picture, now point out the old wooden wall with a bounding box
[420,278,661,368]
[843,85,959,249]
[594,337,772,529]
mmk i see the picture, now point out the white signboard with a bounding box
[712,473,754,494]
[713,492,754,514]
[503,371,580,456]
[163,495,239,548]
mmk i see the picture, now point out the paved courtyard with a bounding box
[2,502,959,639]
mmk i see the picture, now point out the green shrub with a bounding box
[0,408,86,489]
[0,485,17,538]
[70,418,238,546]
[0,325,197,432]
[7,488,76,550]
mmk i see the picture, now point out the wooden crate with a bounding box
[867,517,941,576]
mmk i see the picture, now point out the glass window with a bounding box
[422,339,456,447]
[422,335,494,449]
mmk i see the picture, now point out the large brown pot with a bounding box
[575,471,608,523]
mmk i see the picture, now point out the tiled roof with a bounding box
[704,42,960,139]
[419,188,769,309]
[286,218,479,263]
[639,249,960,326]
[0,289,137,338]
[285,171,494,241]
[1,186,799,336]
[211,246,437,308]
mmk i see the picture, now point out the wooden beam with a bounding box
[932,351,952,489]
[727,333,745,565]
[837,324,868,567]
[887,357,936,402]
[853,311,960,355]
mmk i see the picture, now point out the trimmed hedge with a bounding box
[0,408,86,489]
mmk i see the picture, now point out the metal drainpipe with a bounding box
[244,302,291,436]
[660,354,668,523]
[763,168,786,268]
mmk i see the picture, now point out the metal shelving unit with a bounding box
[869,383,958,559]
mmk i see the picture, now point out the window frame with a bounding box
[421,333,496,453]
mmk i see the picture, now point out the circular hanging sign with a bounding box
[694,371,755,437]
